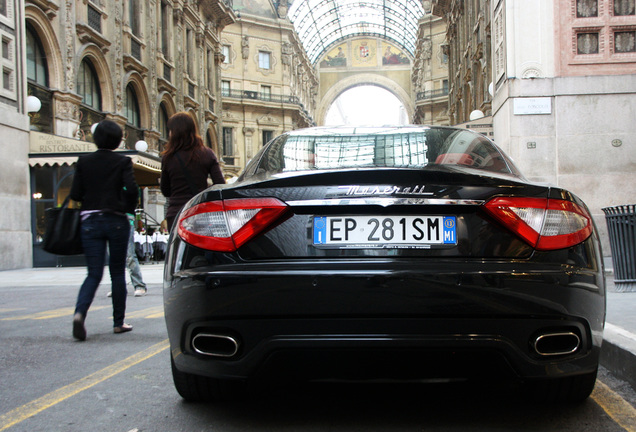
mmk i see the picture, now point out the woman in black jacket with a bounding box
[69,120,139,341]
[160,112,225,231]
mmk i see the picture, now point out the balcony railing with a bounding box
[222,90,314,126]
[222,89,300,104]
[416,88,449,101]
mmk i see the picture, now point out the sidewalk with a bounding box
[0,263,634,389]
[0,262,165,287]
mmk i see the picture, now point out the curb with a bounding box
[601,323,636,390]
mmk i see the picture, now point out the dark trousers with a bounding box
[75,212,129,327]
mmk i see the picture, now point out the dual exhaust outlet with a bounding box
[191,331,581,358]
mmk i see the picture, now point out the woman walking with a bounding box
[70,120,139,341]
[160,112,225,231]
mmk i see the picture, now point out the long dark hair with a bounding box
[161,112,204,161]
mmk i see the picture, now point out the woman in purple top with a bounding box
[160,112,225,231]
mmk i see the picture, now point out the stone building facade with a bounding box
[0,0,31,270]
[432,0,493,125]
[218,0,317,178]
[24,0,235,267]
[412,13,451,126]
[433,0,636,257]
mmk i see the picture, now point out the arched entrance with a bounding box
[324,85,408,126]
[315,37,415,126]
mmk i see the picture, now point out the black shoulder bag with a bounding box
[42,196,83,255]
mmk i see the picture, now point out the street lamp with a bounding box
[135,140,148,152]
[26,95,41,113]
[469,110,485,121]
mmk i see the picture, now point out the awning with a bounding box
[29,152,163,186]
[29,153,161,170]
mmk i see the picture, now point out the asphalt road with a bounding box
[1,277,636,432]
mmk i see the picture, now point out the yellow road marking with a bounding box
[0,306,108,321]
[592,380,636,432]
[0,308,25,313]
[0,339,169,432]
[124,306,164,319]
[1,347,634,432]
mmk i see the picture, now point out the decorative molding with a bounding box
[76,23,111,52]
[123,54,149,76]
[256,114,278,126]
[29,0,60,19]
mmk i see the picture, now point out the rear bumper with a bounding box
[164,259,605,382]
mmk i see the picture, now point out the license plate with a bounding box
[313,215,457,248]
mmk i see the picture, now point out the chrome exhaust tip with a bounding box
[533,332,580,356]
[192,333,240,357]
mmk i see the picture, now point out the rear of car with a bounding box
[163,126,605,402]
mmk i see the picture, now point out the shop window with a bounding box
[31,165,75,244]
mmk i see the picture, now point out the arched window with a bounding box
[159,102,168,140]
[26,23,48,86]
[77,59,101,110]
[125,84,140,127]
[124,83,143,149]
[26,22,52,133]
[158,102,169,151]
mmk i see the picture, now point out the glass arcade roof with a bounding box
[288,0,426,65]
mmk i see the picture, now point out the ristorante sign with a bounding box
[29,131,96,154]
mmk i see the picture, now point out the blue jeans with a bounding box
[75,212,129,327]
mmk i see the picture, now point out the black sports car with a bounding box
[163,126,605,403]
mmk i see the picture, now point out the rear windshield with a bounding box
[244,127,516,178]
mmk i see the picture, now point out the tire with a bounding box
[170,355,245,402]
[525,368,598,404]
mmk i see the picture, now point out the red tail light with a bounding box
[177,198,288,252]
[483,197,593,251]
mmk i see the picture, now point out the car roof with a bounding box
[284,125,457,137]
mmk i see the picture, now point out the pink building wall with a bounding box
[555,0,636,76]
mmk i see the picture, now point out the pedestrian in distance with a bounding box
[106,213,147,298]
[160,112,225,231]
[126,213,148,296]
[69,120,139,341]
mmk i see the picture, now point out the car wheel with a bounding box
[170,355,245,402]
[525,368,598,403]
